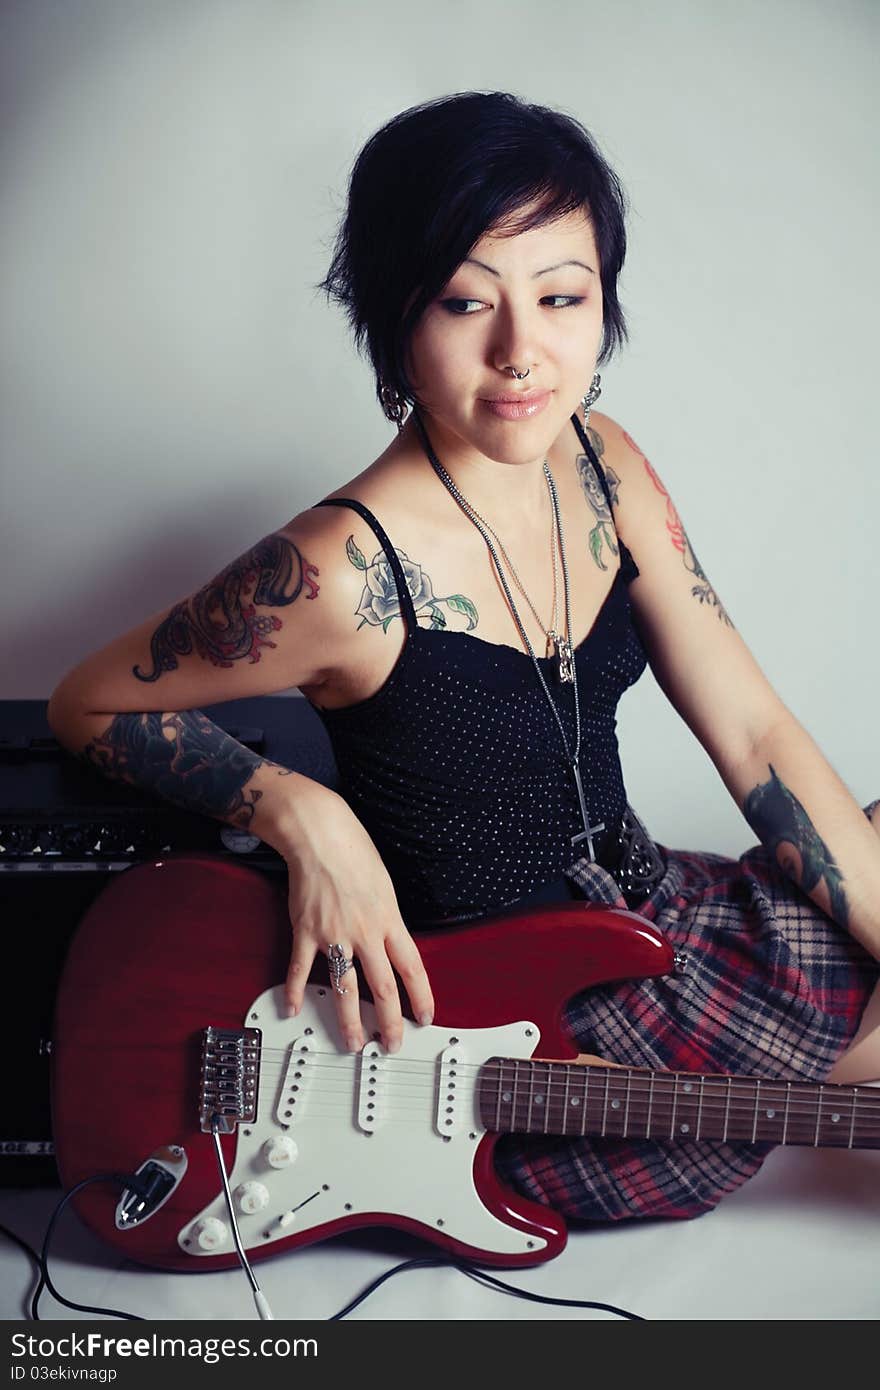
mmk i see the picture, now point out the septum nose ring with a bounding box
[508,366,530,380]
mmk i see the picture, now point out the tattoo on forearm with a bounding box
[743,763,849,926]
[345,536,478,633]
[622,429,734,627]
[575,427,621,572]
[133,535,319,683]
[80,709,293,829]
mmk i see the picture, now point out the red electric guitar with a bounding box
[51,854,879,1272]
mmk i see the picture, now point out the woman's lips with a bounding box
[480,390,552,421]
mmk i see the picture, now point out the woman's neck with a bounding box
[402,410,554,532]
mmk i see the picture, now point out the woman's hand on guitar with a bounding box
[280,781,434,1054]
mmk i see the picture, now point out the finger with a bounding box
[357,944,405,1054]
[386,929,435,1026]
[324,942,367,1053]
[285,933,318,1016]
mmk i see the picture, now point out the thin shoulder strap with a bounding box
[570,412,615,512]
[313,496,418,630]
[569,412,640,581]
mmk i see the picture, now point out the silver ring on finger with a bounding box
[327,943,354,995]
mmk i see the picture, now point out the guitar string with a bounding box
[249,1092,880,1126]
[233,1056,880,1124]
[249,1047,880,1093]
[250,1081,880,1118]
[251,1058,880,1110]
[114,1047,879,1119]
[223,1043,880,1095]
[137,1039,880,1114]
[234,1096,880,1141]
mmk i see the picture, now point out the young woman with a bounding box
[47,91,880,1222]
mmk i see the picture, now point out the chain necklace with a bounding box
[446,472,566,672]
[411,407,606,862]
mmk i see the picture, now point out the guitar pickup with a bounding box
[356,1042,387,1133]
[275,1033,316,1127]
[436,1044,466,1137]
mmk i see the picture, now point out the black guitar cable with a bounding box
[0,1174,148,1320]
[327,1253,645,1320]
[1,1190,644,1321]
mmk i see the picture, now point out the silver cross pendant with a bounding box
[569,761,605,860]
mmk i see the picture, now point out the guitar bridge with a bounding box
[199,1026,261,1134]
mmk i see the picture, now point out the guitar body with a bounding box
[52,853,673,1270]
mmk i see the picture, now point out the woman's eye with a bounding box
[442,299,483,315]
[441,295,585,315]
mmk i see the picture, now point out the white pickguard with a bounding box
[179,984,547,1259]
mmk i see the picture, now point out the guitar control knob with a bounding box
[193,1217,228,1251]
[235,1181,270,1214]
[262,1136,298,1169]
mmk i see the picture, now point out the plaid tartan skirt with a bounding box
[493,799,880,1223]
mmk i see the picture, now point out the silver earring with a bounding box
[379,379,409,432]
[507,366,530,380]
[582,372,602,426]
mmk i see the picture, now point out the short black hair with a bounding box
[317,90,629,414]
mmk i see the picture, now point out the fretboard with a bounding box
[478,1058,880,1148]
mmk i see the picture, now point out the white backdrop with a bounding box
[2,0,877,854]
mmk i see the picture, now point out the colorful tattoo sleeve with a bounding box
[622,429,734,627]
[79,709,293,830]
[134,535,319,683]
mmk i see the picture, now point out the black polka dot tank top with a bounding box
[311,413,648,927]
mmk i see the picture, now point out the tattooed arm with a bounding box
[47,510,437,1050]
[46,517,348,854]
[578,412,791,774]
[725,720,880,962]
[578,414,880,959]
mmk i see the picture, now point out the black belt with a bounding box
[592,803,667,908]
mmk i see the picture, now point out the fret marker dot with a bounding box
[502,1092,512,1103]
[683,1083,693,1094]
[535,1095,544,1106]
[680,1124,690,1133]
[765,1109,776,1119]
[831,1113,841,1123]
[570,1097,580,1106]
[611,1100,621,1110]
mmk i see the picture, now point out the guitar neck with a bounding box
[479,1058,880,1149]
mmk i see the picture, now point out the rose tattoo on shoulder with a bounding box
[575,426,621,571]
[345,536,478,633]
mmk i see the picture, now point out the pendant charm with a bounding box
[552,633,574,683]
[569,760,605,861]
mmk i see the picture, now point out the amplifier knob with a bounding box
[235,1181,270,1214]
[61,826,87,854]
[193,1217,228,1251]
[262,1136,298,1169]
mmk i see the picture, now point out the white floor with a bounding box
[2,1144,878,1322]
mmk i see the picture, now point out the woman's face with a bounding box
[405,204,604,468]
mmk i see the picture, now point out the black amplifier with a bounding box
[0,695,337,1186]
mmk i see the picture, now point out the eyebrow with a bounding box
[462,257,596,278]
